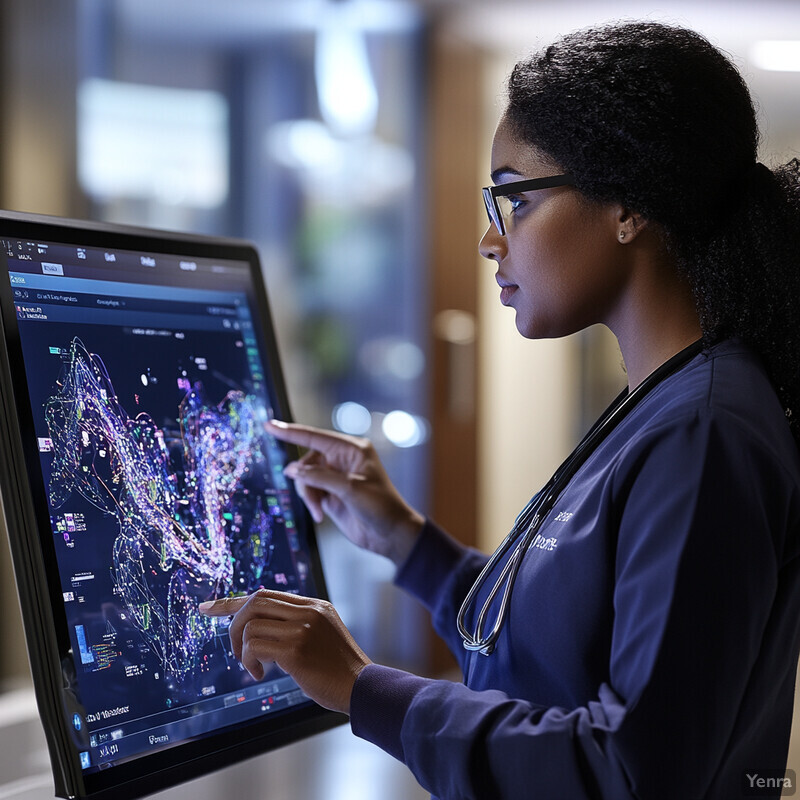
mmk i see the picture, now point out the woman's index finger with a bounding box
[198,596,248,616]
[198,590,315,619]
[265,419,359,455]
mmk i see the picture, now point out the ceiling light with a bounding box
[315,2,379,137]
[750,40,800,72]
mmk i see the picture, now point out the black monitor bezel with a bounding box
[0,210,346,800]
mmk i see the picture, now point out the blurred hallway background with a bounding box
[1,1,800,797]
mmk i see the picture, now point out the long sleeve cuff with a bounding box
[394,518,474,611]
[349,663,430,762]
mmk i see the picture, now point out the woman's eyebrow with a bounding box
[490,166,524,184]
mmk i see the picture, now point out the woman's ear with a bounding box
[616,208,648,244]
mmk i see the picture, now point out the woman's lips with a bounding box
[496,275,518,306]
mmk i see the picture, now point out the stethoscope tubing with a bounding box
[457,339,705,656]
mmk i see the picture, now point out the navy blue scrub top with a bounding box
[350,339,800,800]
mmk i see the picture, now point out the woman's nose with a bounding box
[478,222,506,262]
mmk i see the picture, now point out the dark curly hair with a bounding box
[505,21,800,440]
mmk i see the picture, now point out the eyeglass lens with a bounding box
[482,188,504,234]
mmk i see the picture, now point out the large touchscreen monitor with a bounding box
[0,211,344,799]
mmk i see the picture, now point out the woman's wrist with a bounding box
[385,509,425,567]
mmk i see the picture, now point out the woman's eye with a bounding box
[506,194,526,213]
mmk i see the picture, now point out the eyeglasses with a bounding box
[482,174,573,236]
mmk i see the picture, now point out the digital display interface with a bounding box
[0,227,335,796]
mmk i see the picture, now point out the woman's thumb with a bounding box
[284,461,357,499]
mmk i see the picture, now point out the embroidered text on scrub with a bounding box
[531,534,558,551]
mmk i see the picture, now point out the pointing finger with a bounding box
[266,419,364,456]
[199,590,313,616]
[198,596,249,616]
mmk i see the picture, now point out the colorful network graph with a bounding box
[45,338,277,685]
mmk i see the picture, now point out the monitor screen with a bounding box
[0,212,343,800]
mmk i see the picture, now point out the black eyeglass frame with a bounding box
[482,174,574,235]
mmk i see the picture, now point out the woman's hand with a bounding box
[199,590,370,715]
[266,420,424,566]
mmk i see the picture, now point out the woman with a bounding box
[201,22,800,799]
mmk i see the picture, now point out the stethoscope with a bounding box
[457,338,705,656]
